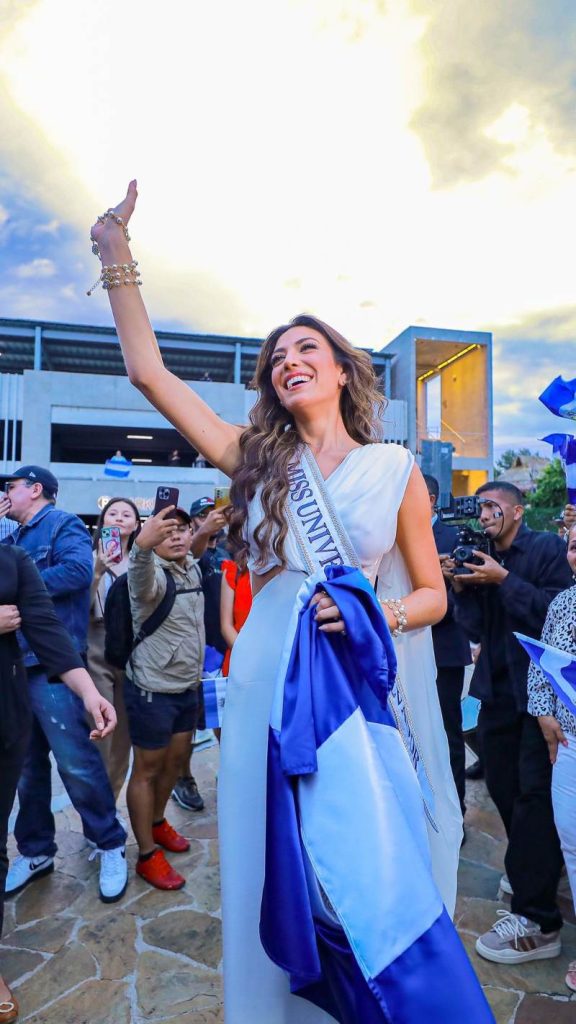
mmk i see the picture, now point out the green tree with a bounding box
[530,459,567,509]
[494,447,536,477]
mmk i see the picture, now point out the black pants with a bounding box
[0,729,30,937]
[478,695,563,933]
[436,666,466,816]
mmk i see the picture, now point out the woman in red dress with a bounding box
[220,543,252,677]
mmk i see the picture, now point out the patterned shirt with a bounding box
[527,584,576,737]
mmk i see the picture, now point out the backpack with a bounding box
[103,568,177,670]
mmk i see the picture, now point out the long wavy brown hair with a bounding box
[228,314,385,568]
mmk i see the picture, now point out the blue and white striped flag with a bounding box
[104,453,132,478]
[515,632,576,717]
[541,433,576,503]
[539,376,576,420]
[202,674,227,729]
[261,565,493,1023]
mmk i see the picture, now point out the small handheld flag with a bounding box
[514,632,576,717]
[202,674,227,729]
[539,376,576,420]
[540,433,576,504]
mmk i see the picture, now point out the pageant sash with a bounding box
[285,446,437,825]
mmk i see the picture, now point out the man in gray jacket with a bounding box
[124,505,205,891]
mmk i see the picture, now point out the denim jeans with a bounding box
[14,669,126,857]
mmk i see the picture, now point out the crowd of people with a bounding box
[0,180,575,1022]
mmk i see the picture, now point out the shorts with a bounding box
[124,675,201,750]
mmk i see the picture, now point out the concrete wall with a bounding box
[439,346,488,460]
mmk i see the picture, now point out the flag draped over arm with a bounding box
[260,564,494,1024]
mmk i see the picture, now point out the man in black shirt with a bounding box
[452,481,572,965]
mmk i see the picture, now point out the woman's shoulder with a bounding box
[222,559,238,587]
[361,442,414,470]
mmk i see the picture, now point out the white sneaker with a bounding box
[5,854,54,896]
[89,846,128,903]
[499,874,513,896]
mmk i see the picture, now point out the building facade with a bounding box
[0,317,492,522]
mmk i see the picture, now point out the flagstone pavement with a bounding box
[3,743,576,1024]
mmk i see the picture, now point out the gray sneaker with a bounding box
[171,775,204,812]
[476,910,561,963]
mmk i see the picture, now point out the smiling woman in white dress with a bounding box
[89,183,492,1024]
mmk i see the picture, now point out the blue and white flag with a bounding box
[104,453,132,479]
[515,632,576,717]
[261,564,494,1024]
[539,376,576,420]
[541,433,576,503]
[202,674,227,729]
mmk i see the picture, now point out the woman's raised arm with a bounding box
[90,182,243,477]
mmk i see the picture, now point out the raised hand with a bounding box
[90,180,138,255]
[135,506,181,551]
[94,539,120,577]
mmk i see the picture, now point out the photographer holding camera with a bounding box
[449,481,572,965]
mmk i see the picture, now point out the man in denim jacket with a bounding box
[0,466,127,903]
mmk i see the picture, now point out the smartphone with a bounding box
[100,526,123,564]
[214,486,230,509]
[153,486,180,516]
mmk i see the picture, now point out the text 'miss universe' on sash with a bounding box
[259,447,494,1024]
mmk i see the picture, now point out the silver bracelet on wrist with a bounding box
[381,597,408,637]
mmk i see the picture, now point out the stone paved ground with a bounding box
[3,743,576,1023]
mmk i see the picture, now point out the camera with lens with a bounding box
[438,495,492,575]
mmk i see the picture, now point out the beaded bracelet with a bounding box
[381,597,408,637]
[90,209,131,260]
[87,261,142,297]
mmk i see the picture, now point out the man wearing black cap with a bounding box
[0,466,128,904]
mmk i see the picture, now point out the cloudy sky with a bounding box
[0,0,574,453]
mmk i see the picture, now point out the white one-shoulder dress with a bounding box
[218,443,462,1024]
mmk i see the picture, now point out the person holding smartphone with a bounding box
[88,497,142,800]
[124,504,205,890]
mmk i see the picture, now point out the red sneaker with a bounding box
[152,819,190,853]
[136,849,185,890]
